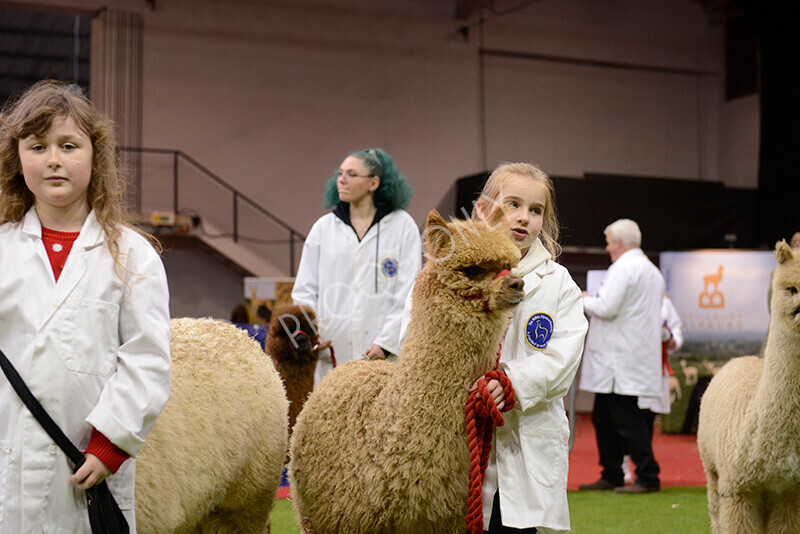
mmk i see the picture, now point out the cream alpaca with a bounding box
[698,241,800,533]
[289,210,524,534]
[135,318,288,533]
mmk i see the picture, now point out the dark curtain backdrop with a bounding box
[745,1,800,247]
[451,172,757,252]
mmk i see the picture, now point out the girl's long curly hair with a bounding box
[323,148,413,210]
[0,80,158,264]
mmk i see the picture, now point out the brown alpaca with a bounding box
[288,210,524,534]
[698,241,800,533]
[266,304,321,432]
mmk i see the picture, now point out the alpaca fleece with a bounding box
[135,318,288,533]
[289,210,524,534]
[266,304,320,432]
[698,241,800,534]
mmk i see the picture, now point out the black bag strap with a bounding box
[1,347,130,534]
[0,347,85,467]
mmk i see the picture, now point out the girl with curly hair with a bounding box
[292,148,421,383]
[0,80,171,532]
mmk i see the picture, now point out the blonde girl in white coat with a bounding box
[0,80,171,533]
[472,163,588,534]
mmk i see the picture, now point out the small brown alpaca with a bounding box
[289,210,524,534]
[265,304,321,432]
[698,241,800,533]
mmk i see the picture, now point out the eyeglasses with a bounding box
[337,170,374,182]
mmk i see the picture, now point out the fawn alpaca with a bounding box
[289,210,523,534]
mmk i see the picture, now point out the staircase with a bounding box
[121,147,305,277]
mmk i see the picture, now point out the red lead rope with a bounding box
[464,355,515,534]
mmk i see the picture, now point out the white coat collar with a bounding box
[512,238,552,278]
[332,208,397,244]
[24,208,106,327]
[614,247,644,264]
[23,207,105,249]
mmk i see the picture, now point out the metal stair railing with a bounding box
[120,146,305,276]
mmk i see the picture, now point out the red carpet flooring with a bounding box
[567,412,707,490]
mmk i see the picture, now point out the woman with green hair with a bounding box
[292,148,421,384]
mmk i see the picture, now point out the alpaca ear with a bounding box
[424,210,454,260]
[426,209,446,228]
[776,240,794,264]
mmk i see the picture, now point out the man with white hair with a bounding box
[578,219,665,494]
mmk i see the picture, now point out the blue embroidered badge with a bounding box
[525,313,554,350]
[381,258,399,277]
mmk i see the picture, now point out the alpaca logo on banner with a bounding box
[699,265,724,308]
[660,251,773,340]
[525,312,553,350]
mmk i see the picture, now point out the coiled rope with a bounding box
[464,361,515,534]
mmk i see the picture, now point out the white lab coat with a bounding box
[638,296,683,414]
[579,248,665,397]
[292,209,421,384]
[0,209,171,533]
[482,240,588,533]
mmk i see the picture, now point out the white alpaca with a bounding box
[135,318,288,533]
[680,358,698,386]
[698,241,800,533]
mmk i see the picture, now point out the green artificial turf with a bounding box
[270,498,301,534]
[568,486,711,534]
[268,486,711,533]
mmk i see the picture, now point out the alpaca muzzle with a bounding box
[292,330,311,352]
[502,275,525,306]
[496,268,525,303]
[469,272,524,312]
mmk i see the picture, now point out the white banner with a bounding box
[660,250,774,342]
[585,269,607,297]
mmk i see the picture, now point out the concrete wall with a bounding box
[15,0,756,240]
[7,0,760,318]
[7,0,761,412]
[159,237,249,320]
